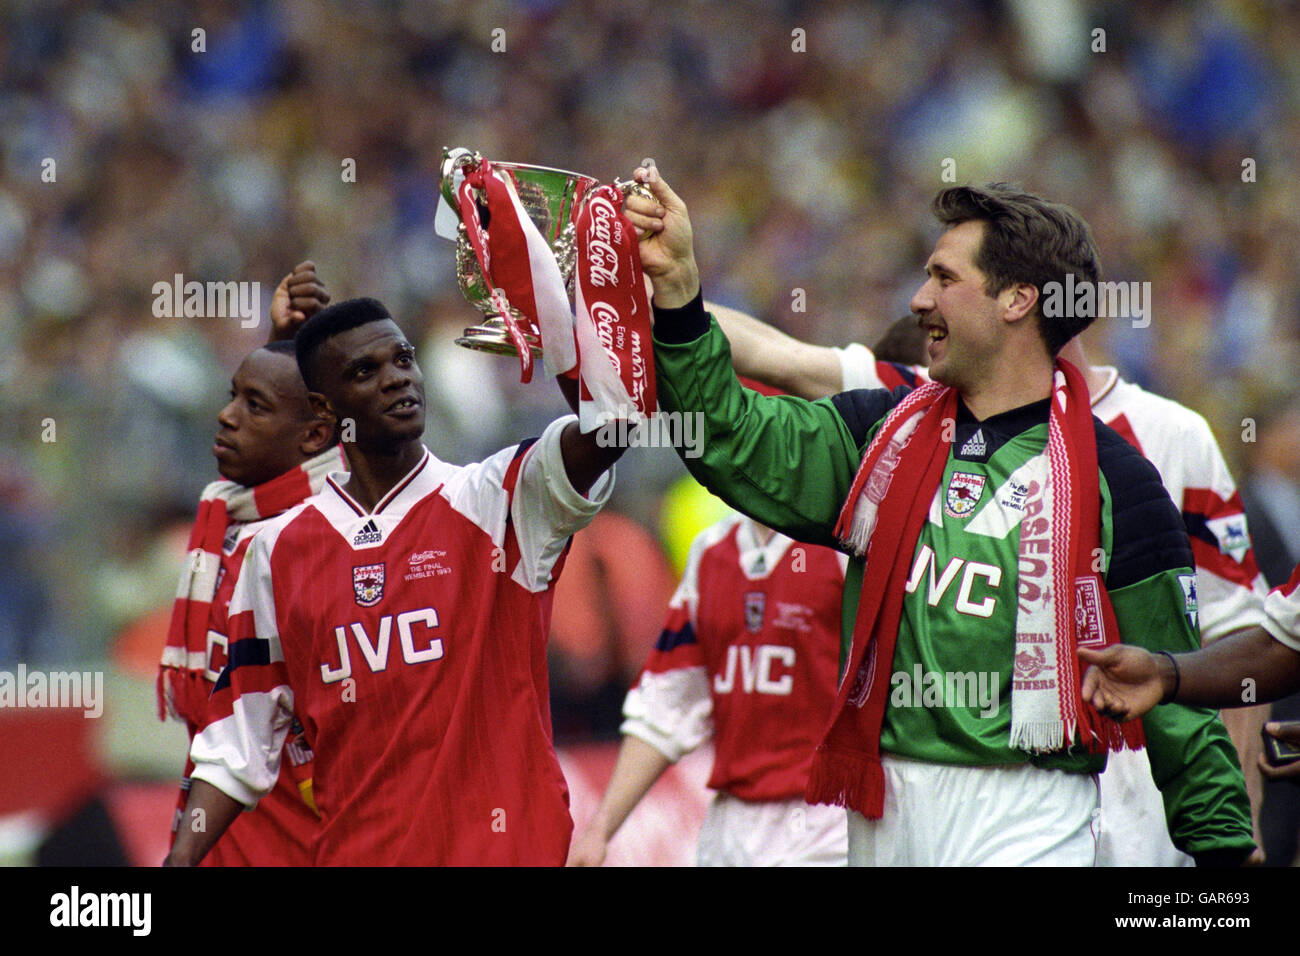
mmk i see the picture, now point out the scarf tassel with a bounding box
[1008,719,1067,755]
[1076,705,1145,754]
[157,668,210,725]
[804,746,887,819]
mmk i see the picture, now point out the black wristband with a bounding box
[651,289,709,344]
[1156,650,1180,705]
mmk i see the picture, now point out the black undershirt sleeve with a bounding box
[830,386,912,451]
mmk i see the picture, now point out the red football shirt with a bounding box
[623,514,845,801]
[189,418,611,865]
[176,520,319,867]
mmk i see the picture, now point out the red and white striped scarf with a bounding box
[805,360,1142,819]
[157,447,342,725]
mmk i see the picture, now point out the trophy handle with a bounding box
[440,148,480,208]
[613,177,656,203]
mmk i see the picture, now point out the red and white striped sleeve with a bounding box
[620,521,732,762]
[188,516,298,807]
[1263,563,1300,653]
[1128,399,1267,644]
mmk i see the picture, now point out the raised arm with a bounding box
[705,301,841,400]
[558,423,624,497]
[268,260,331,343]
[625,168,879,545]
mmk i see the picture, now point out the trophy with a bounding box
[439,147,652,372]
[440,147,599,361]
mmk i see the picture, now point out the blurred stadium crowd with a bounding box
[0,0,1297,747]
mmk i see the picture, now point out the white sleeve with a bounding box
[1263,575,1300,653]
[445,414,614,594]
[621,668,713,762]
[836,343,882,391]
[188,530,295,808]
[510,414,614,591]
[836,342,928,392]
[618,525,719,761]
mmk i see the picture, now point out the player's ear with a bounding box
[1002,281,1039,325]
[308,391,333,420]
[300,410,336,456]
[304,392,339,452]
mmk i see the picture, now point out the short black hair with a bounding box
[932,183,1102,356]
[294,297,394,391]
[873,315,930,367]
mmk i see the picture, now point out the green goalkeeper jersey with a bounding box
[653,302,1252,860]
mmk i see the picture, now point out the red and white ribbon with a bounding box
[573,185,658,432]
[455,160,576,382]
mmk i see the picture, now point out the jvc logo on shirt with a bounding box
[713,644,795,695]
[320,607,444,683]
[905,545,1002,618]
[50,886,151,936]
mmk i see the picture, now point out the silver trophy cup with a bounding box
[440,147,600,359]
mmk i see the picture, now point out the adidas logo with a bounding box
[959,428,987,458]
[353,519,382,546]
[751,554,766,574]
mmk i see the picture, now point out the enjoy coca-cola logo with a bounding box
[585,195,622,287]
[591,301,623,376]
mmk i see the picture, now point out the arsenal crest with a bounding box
[1014,645,1048,679]
[744,591,765,633]
[353,563,385,607]
[944,471,986,518]
[1073,577,1106,648]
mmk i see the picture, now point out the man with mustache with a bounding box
[702,305,1270,865]
[625,169,1254,865]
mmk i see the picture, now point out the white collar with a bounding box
[1088,365,1120,408]
[317,446,454,527]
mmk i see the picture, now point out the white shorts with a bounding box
[697,793,848,866]
[1097,747,1193,867]
[846,755,1100,866]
